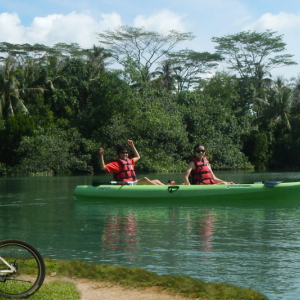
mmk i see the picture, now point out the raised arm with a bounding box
[127,140,140,162]
[99,148,106,171]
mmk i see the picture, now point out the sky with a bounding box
[0,0,299,78]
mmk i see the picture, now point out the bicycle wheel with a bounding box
[0,239,45,299]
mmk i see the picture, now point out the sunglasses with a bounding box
[120,152,129,154]
[196,149,205,153]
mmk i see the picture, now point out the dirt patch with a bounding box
[45,275,199,300]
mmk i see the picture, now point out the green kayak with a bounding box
[74,181,300,201]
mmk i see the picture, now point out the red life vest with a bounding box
[190,157,215,185]
[113,159,137,182]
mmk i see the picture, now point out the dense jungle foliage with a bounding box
[0,27,299,176]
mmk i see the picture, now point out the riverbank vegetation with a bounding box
[0,27,299,176]
[20,258,268,300]
[0,258,269,300]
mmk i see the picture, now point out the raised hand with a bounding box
[127,140,134,147]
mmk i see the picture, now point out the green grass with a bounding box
[0,280,80,300]
[43,258,269,300]
[0,258,269,300]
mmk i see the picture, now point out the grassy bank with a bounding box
[0,258,269,300]
[0,280,80,300]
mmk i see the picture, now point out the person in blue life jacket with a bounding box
[182,144,234,185]
[99,139,165,185]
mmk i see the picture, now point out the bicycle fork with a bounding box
[0,256,19,283]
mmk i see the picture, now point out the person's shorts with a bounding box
[126,180,138,185]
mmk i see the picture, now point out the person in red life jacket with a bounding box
[99,140,165,185]
[182,144,234,185]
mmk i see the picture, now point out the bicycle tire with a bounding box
[0,239,45,299]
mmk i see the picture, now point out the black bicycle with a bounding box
[0,240,45,299]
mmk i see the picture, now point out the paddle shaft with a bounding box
[92,181,131,187]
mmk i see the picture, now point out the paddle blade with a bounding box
[264,181,282,187]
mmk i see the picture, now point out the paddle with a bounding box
[92,181,131,187]
[263,181,282,187]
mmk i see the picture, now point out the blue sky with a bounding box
[0,0,299,78]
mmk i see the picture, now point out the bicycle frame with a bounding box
[0,256,17,274]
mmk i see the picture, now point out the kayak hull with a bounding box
[74,182,300,201]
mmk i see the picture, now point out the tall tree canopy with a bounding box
[97,25,194,85]
[168,50,222,91]
[211,30,297,89]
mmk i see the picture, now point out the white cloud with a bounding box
[244,11,300,31]
[134,9,188,33]
[0,11,122,48]
[0,12,25,43]
[242,11,300,79]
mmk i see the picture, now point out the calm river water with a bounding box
[1,171,300,300]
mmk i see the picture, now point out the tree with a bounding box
[0,57,28,119]
[0,113,36,166]
[212,30,297,94]
[201,72,254,134]
[97,25,194,86]
[52,43,85,58]
[291,74,300,91]
[176,91,250,169]
[16,127,95,175]
[253,132,268,170]
[0,56,44,119]
[76,71,132,139]
[46,58,91,120]
[169,50,222,91]
[99,89,189,172]
[151,59,180,92]
[256,76,295,137]
[86,45,112,78]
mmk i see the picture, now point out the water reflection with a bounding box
[98,208,218,260]
[198,211,215,252]
[101,213,138,259]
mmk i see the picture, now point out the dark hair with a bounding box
[116,144,129,155]
[183,144,205,163]
[193,143,205,152]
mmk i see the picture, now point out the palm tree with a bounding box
[86,45,112,78]
[289,74,300,112]
[256,76,294,135]
[0,56,44,119]
[0,56,28,119]
[43,54,68,91]
[152,60,179,92]
[290,73,300,91]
